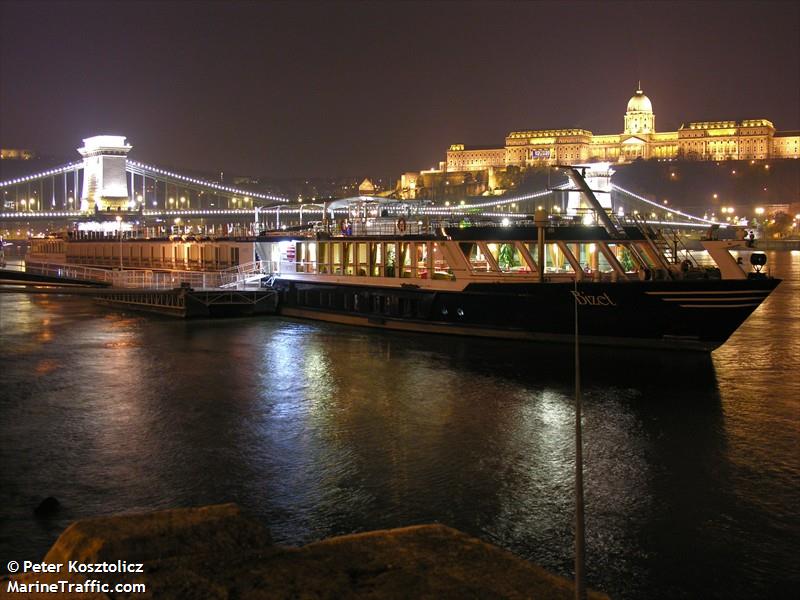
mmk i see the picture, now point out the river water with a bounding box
[1,251,798,599]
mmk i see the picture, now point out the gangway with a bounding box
[219,260,267,288]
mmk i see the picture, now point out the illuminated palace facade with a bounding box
[444,85,800,171]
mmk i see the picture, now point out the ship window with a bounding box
[332,243,342,274]
[415,242,429,278]
[431,243,455,280]
[459,242,491,272]
[400,242,413,278]
[343,242,354,275]
[633,243,656,268]
[486,242,527,273]
[301,242,317,273]
[607,243,640,272]
[544,243,574,273]
[356,242,368,276]
[595,246,616,273]
[570,243,599,273]
[295,242,305,271]
[369,242,382,276]
[385,242,397,277]
[318,242,329,274]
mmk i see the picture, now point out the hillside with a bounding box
[610,158,800,215]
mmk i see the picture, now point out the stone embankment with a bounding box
[2,503,609,599]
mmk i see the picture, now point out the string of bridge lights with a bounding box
[125,161,288,203]
[418,184,569,214]
[0,160,288,204]
[1,162,719,229]
[610,183,718,225]
[0,162,83,188]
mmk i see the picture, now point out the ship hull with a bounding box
[271,277,781,351]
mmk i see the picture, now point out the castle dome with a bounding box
[627,83,653,113]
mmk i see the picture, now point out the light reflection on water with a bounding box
[0,251,798,599]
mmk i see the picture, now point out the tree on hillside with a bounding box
[764,212,793,239]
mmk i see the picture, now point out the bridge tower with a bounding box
[567,162,614,221]
[77,135,132,212]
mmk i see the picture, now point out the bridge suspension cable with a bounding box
[418,184,569,215]
[611,183,716,225]
[125,161,288,203]
[0,162,82,188]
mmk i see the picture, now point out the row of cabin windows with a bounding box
[64,244,241,267]
[290,240,653,278]
[293,241,455,280]
[461,241,651,274]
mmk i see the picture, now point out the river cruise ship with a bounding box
[250,217,778,351]
[26,168,780,351]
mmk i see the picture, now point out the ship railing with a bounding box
[22,260,250,290]
[628,213,697,271]
[24,261,115,284]
[313,220,425,237]
[109,270,227,290]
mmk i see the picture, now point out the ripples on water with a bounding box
[1,251,798,599]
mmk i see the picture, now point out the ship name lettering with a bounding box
[570,291,616,306]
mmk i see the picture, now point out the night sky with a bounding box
[1,1,798,178]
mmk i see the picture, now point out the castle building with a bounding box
[444,84,800,172]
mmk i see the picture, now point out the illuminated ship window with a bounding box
[459,242,492,272]
[544,243,575,273]
[430,243,454,280]
[607,243,645,272]
[400,242,413,278]
[486,242,528,273]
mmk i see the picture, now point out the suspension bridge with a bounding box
[0,135,719,231]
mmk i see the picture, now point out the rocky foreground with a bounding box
[3,504,608,599]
